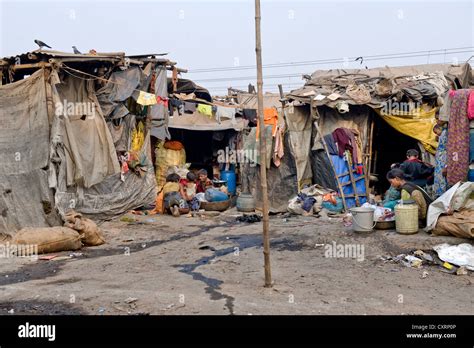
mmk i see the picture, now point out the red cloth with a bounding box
[333,128,353,158]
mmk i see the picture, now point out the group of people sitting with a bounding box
[162,169,213,217]
[385,149,435,226]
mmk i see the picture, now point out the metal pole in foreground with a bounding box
[255,0,272,287]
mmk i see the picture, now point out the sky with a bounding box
[0,0,473,95]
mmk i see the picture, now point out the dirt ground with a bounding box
[0,209,473,315]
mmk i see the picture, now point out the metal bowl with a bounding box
[200,199,231,212]
[375,220,396,230]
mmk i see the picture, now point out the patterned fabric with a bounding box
[433,128,448,199]
[446,90,470,186]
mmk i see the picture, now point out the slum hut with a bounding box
[0,49,183,233]
[285,63,473,210]
[160,83,248,195]
[235,63,473,213]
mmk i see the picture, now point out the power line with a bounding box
[192,50,474,84]
[188,47,474,74]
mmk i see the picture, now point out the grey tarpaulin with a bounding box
[285,105,313,187]
[241,134,298,213]
[50,68,157,220]
[0,70,61,233]
[150,66,171,140]
[54,74,121,188]
[96,67,142,119]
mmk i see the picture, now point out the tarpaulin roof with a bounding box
[168,112,246,131]
[287,62,473,108]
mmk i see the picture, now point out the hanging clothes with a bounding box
[273,125,285,167]
[137,91,157,106]
[183,101,196,113]
[256,107,279,140]
[215,106,237,124]
[243,109,257,124]
[433,127,448,199]
[156,96,169,108]
[197,103,213,117]
[323,134,338,155]
[332,128,353,158]
[446,89,471,186]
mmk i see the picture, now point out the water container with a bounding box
[236,193,256,212]
[349,207,376,232]
[220,170,236,195]
[468,169,474,182]
[395,203,419,234]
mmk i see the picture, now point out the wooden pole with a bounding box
[255,0,272,288]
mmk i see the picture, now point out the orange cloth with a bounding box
[256,108,279,140]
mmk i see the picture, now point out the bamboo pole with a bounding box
[255,0,272,288]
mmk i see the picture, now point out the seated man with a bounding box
[386,168,433,226]
[196,169,213,193]
[399,149,434,187]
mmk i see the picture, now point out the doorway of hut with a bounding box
[168,128,239,181]
[370,115,419,197]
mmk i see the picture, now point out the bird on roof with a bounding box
[72,46,82,54]
[34,39,52,49]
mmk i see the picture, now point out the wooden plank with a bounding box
[345,151,360,206]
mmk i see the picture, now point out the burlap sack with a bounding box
[63,211,105,246]
[12,227,82,254]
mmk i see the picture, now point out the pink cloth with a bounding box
[468,90,474,120]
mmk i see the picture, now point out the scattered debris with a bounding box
[402,255,423,268]
[8,309,14,314]
[442,262,454,270]
[421,271,429,279]
[236,214,262,223]
[69,252,83,258]
[51,256,73,262]
[434,243,474,271]
[122,238,134,242]
[456,266,468,276]
[39,255,58,261]
[98,307,106,314]
[124,297,138,304]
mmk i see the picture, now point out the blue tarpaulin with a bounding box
[330,155,367,208]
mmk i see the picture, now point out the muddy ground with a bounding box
[0,209,473,315]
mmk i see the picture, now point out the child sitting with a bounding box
[179,172,200,211]
[196,169,213,193]
[163,173,189,217]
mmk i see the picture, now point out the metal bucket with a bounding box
[350,207,376,232]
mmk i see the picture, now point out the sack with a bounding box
[63,212,105,246]
[155,142,186,192]
[13,227,82,254]
[164,140,184,151]
[205,188,228,202]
